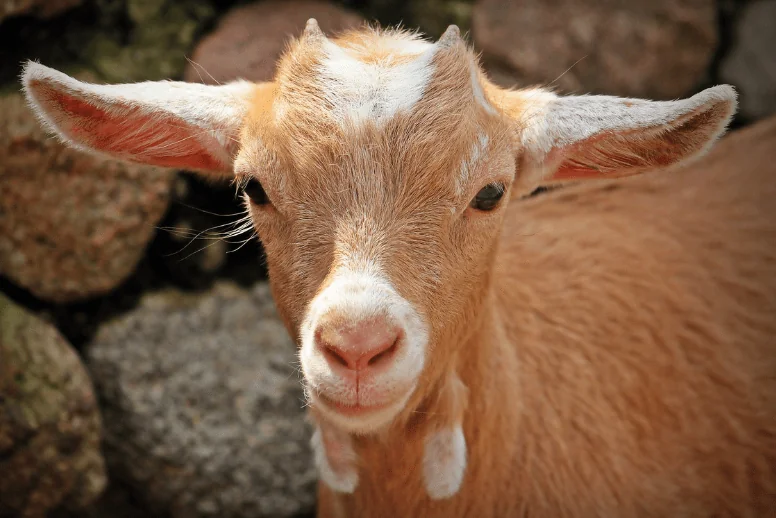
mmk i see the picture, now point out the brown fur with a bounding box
[313,117,776,518]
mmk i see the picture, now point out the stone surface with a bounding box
[86,282,317,518]
[0,91,175,303]
[0,0,81,23]
[0,292,107,518]
[720,0,776,121]
[472,0,718,99]
[50,483,156,518]
[184,0,364,84]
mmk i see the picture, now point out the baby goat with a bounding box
[22,21,776,517]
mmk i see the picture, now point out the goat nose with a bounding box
[316,316,401,372]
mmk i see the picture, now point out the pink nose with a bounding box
[315,316,401,372]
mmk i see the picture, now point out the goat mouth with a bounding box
[309,387,416,433]
[315,393,395,417]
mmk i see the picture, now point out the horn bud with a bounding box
[303,18,327,42]
[438,24,462,48]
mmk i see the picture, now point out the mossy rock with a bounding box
[1,0,219,89]
[0,293,107,518]
[83,0,216,82]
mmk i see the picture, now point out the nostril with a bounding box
[314,318,403,371]
[321,343,349,368]
[367,337,399,366]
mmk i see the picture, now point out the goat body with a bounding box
[318,117,776,517]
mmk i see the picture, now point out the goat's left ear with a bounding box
[509,85,738,194]
[21,61,262,176]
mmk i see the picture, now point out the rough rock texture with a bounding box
[0,0,81,23]
[184,0,364,84]
[0,292,107,518]
[0,91,175,303]
[472,0,718,99]
[720,0,776,121]
[50,483,155,518]
[86,282,317,518]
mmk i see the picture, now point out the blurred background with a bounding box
[0,1,773,517]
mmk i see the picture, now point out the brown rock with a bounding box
[720,0,776,121]
[0,292,107,518]
[184,0,364,85]
[0,91,175,303]
[472,0,718,99]
[0,0,81,22]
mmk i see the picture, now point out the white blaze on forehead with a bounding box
[317,38,437,127]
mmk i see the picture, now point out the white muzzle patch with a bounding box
[299,266,428,433]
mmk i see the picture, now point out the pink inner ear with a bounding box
[547,127,689,182]
[50,89,226,171]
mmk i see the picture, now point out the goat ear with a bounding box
[21,61,262,176]
[509,85,738,193]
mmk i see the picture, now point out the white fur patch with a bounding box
[316,39,437,127]
[458,132,490,193]
[423,424,467,499]
[299,262,428,434]
[378,37,434,55]
[312,425,359,493]
[469,59,496,115]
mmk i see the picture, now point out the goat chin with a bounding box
[308,388,415,436]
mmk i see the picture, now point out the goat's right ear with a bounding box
[21,61,265,176]
[499,85,737,195]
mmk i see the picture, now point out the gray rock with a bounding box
[0,90,175,303]
[86,282,317,518]
[0,292,107,518]
[720,0,776,121]
[472,0,718,99]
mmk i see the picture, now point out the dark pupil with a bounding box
[471,183,504,211]
[244,178,269,206]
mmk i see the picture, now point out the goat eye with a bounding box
[243,178,270,206]
[470,183,505,211]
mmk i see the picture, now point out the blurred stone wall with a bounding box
[0,1,773,517]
